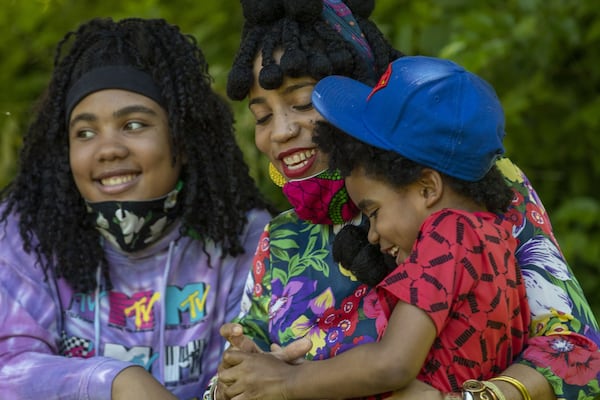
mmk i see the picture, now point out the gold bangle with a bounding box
[490,376,532,400]
[462,379,498,400]
[482,381,506,400]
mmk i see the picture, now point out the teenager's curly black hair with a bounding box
[0,17,275,293]
[315,122,514,285]
[227,0,404,100]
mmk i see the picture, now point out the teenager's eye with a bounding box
[74,129,95,139]
[124,121,146,130]
[294,102,313,112]
[368,209,379,219]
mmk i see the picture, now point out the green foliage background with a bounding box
[1,0,599,318]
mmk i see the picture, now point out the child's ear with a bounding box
[418,169,443,207]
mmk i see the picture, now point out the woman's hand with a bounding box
[216,324,313,400]
[219,351,296,400]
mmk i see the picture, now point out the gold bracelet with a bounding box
[482,381,506,400]
[490,375,532,400]
[462,379,498,400]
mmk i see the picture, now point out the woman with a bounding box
[212,1,600,399]
[0,17,273,400]
[219,55,534,399]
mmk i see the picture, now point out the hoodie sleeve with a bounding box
[0,241,131,399]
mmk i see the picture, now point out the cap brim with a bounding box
[313,76,388,150]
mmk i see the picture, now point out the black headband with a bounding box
[65,65,166,124]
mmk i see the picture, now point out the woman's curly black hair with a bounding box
[315,122,515,286]
[226,0,404,100]
[0,17,275,293]
[226,0,404,286]
[332,222,397,287]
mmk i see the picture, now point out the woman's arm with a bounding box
[231,228,275,350]
[497,157,600,399]
[386,363,555,400]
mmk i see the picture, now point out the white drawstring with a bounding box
[93,264,102,356]
[157,240,175,384]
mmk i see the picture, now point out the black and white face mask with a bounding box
[85,181,182,253]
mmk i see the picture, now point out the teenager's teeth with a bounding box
[101,175,135,186]
[388,246,399,257]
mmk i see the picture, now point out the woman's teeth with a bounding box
[282,149,315,167]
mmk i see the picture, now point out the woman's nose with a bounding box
[272,115,300,142]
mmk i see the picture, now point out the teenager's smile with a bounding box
[68,89,181,202]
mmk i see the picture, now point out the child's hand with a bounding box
[219,351,295,400]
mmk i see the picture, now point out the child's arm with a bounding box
[219,301,437,400]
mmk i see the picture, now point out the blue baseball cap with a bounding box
[311,56,506,181]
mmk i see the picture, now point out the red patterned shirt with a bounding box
[378,209,530,392]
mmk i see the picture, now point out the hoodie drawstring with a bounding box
[157,239,175,384]
[94,264,102,357]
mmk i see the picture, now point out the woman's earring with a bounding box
[268,162,286,187]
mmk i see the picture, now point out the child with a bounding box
[217,55,531,399]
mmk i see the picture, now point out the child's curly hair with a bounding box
[315,122,514,215]
[0,17,274,292]
[227,0,403,100]
[316,122,515,286]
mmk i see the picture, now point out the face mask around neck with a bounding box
[282,169,358,225]
[85,181,183,252]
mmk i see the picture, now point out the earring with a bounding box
[268,162,286,187]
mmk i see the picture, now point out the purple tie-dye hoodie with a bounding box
[0,206,270,400]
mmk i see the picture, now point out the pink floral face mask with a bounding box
[282,169,359,225]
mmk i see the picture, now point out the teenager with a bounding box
[0,17,273,400]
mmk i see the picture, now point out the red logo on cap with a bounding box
[367,63,393,100]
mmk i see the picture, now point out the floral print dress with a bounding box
[496,158,600,399]
[235,158,600,399]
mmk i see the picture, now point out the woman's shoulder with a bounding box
[267,208,335,234]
